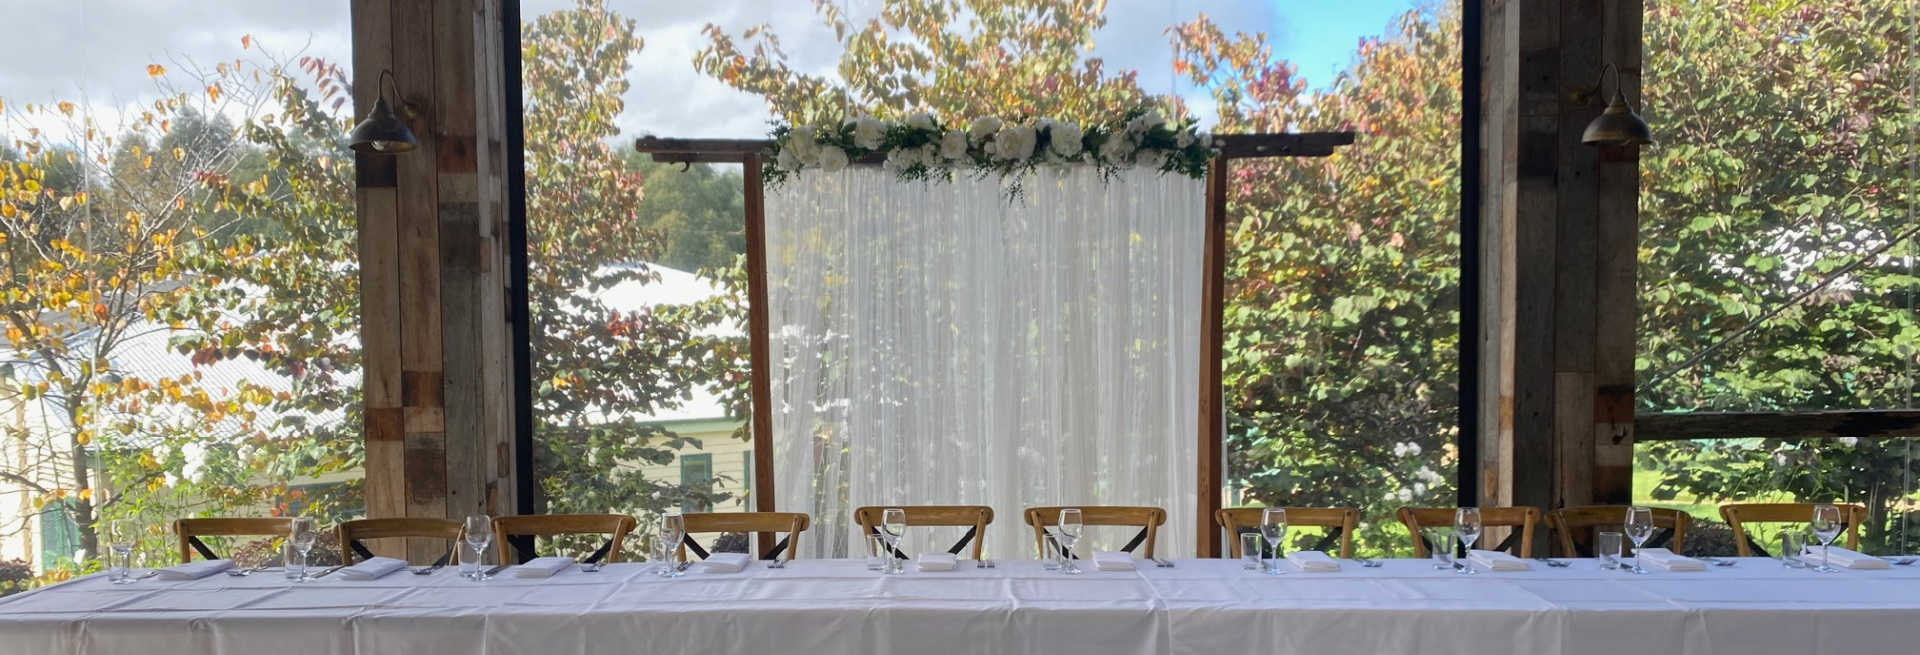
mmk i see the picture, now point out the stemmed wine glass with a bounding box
[1453,508,1481,575]
[463,514,494,580]
[107,519,136,584]
[1057,509,1084,575]
[1810,504,1842,573]
[289,517,319,581]
[1624,506,1654,574]
[881,508,908,575]
[1260,508,1288,575]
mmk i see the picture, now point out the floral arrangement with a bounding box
[762,107,1215,194]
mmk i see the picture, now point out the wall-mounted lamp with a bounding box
[1579,63,1652,148]
[349,69,418,154]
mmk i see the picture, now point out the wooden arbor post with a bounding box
[1477,0,1643,513]
[353,0,517,559]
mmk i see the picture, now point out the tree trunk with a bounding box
[69,439,98,560]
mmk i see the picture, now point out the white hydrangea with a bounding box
[1135,149,1167,170]
[776,146,802,171]
[1838,437,1860,447]
[1048,121,1084,158]
[849,116,887,150]
[1097,132,1132,162]
[816,146,850,172]
[989,124,1037,161]
[968,116,1003,142]
[939,129,970,160]
[786,125,822,167]
[905,111,936,131]
[1175,130,1197,149]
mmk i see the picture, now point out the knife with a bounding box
[307,565,347,579]
[483,564,510,577]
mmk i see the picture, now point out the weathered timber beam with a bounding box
[1635,410,1920,442]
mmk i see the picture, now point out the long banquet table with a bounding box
[3,557,1919,654]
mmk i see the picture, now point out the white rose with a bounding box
[787,126,822,164]
[817,146,850,172]
[1048,122,1084,158]
[777,146,803,171]
[906,112,936,131]
[1175,130,1195,149]
[989,124,1037,161]
[1136,149,1167,170]
[849,116,887,150]
[939,129,970,160]
[1097,133,1132,162]
[918,144,940,167]
[968,116,1003,142]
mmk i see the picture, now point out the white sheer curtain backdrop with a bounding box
[766,166,1203,560]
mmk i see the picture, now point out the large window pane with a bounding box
[1,2,359,589]
[1186,4,1462,557]
[1635,0,1918,555]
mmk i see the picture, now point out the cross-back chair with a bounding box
[677,512,810,562]
[1396,506,1540,558]
[493,514,636,565]
[1023,506,1166,560]
[1720,503,1866,557]
[337,517,463,565]
[1546,506,1690,558]
[854,505,994,559]
[1215,507,1359,558]
[173,517,292,564]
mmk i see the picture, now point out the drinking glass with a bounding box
[1260,508,1287,576]
[865,533,887,572]
[289,517,318,581]
[1240,533,1264,571]
[1042,533,1063,570]
[658,513,686,578]
[1624,506,1654,574]
[1057,509,1084,575]
[284,538,308,580]
[1810,504,1842,573]
[463,514,494,580]
[1597,531,1623,570]
[1424,527,1455,570]
[107,519,135,584]
[1780,531,1807,569]
[1453,508,1482,575]
[881,508,908,574]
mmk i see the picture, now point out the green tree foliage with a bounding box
[1635,0,1919,552]
[1172,6,1463,553]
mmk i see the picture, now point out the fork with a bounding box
[767,558,787,569]
[1149,557,1175,568]
[1880,556,1917,566]
[1354,558,1383,568]
[225,565,271,577]
[412,563,445,575]
[1700,556,1738,567]
[1533,557,1568,568]
[579,561,605,573]
[980,558,995,569]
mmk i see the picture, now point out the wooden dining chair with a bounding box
[1547,506,1691,557]
[678,512,811,562]
[1214,507,1359,558]
[493,514,637,565]
[1720,503,1867,557]
[173,517,292,564]
[853,505,994,559]
[1396,506,1540,558]
[337,517,463,565]
[1023,506,1166,560]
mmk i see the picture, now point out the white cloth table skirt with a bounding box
[4,558,1919,654]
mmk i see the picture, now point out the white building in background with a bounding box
[0,263,745,573]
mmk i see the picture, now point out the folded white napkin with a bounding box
[1092,551,1136,571]
[154,559,235,580]
[338,557,408,580]
[700,552,753,573]
[1805,546,1891,570]
[1284,550,1342,572]
[915,552,957,572]
[510,556,576,578]
[1467,550,1531,571]
[1633,548,1704,572]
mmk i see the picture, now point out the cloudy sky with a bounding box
[2,0,1421,139]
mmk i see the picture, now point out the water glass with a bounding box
[284,539,308,580]
[1597,531,1623,569]
[1042,533,1062,570]
[458,539,487,579]
[1424,528,1454,570]
[107,519,136,584]
[1240,533,1264,571]
[658,513,687,578]
[1781,531,1807,569]
[865,533,887,572]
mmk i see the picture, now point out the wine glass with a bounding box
[1624,506,1654,574]
[1810,504,1842,573]
[1453,508,1481,575]
[1057,509,1084,575]
[881,508,908,574]
[107,519,136,584]
[289,517,319,581]
[463,514,493,580]
[1261,508,1288,576]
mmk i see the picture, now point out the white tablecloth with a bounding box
[3,557,1918,655]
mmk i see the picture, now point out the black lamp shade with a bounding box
[1581,90,1653,147]
[349,96,418,154]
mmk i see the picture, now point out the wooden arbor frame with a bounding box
[634,132,1354,557]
